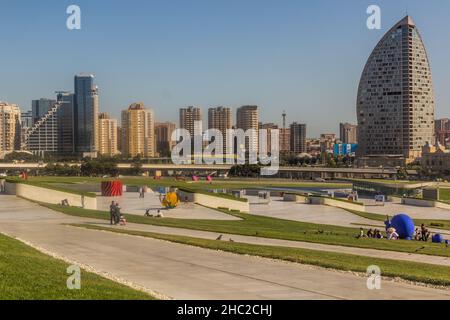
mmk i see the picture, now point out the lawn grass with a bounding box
[0,233,155,300]
[439,188,450,203]
[69,223,450,287]
[345,208,450,231]
[42,203,450,258]
[24,176,351,193]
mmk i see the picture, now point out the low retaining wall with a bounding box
[178,190,250,213]
[4,182,97,210]
[283,193,307,203]
[308,196,366,212]
[402,197,450,210]
[401,198,435,207]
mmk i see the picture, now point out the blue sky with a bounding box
[0,0,449,137]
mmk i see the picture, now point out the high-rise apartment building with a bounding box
[32,98,56,124]
[25,104,61,154]
[155,122,176,157]
[236,105,259,152]
[97,113,118,156]
[121,103,155,158]
[0,102,21,157]
[339,123,358,144]
[279,128,291,154]
[259,123,278,153]
[290,122,306,154]
[180,106,202,136]
[24,93,75,156]
[357,16,435,164]
[208,107,232,152]
[74,74,99,155]
[208,107,232,132]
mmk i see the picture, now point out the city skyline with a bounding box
[1,1,449,137]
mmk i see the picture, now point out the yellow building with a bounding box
[121,103,155,158]
[97,113,118,156]
[0,102,21,158]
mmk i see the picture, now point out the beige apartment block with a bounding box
[97,113,118,156]
[236,105,259,152]
[121,103,155,158]
[0,102,21,157]
[180,106,202,136]
[208,107,232,152]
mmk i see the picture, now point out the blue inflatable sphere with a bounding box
[432,234,444,244]
[390,214,415,240]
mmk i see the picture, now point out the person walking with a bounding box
[114,202,122,224]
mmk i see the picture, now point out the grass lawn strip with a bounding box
[0,232,159,300]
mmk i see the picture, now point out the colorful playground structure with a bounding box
[159,189,180,209]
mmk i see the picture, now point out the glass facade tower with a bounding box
[74,74,99,154]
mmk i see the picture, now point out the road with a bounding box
[0,195,449,300]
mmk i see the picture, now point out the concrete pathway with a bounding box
[97,192,240,221]
[361,198,450,220]
[247,196,378,228]
[0,195,449,299]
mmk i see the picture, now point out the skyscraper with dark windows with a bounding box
[357,16,435,165]
[74,74,99,155]
[32,98,56,124]
[290,122,306,154]
[56,92,75,154]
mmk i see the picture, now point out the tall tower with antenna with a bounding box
[282,110,287,129]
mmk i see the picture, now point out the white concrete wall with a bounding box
[178,190,249,213]
[5,182,97,210]
[309,196,366,212]
[401,197,450,210]
[401,198,435,207]
[435,202,450,210]
[283,194,307,203]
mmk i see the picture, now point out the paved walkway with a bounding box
[0,195,449,299]
[248,196,379,227]
[361,198,450,220]
[97,192,240,221]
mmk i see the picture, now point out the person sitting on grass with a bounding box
[420,224,432,242]
[414,228,422,241]
[357,228,367,239]
[145,208,155,217]
[367,229,374,238]
[387,227,399,240]
[375,229,383,239]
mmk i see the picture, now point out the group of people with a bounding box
[358,216,438,242]
[414,224,431,242]
[109,201,126,225]
[358,228,385,239]
[145,208,164,218]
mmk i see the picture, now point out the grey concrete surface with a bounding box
[247,196,379,227]
[361,198,450,220]
[97,192,240,220]
[0,195,449,299]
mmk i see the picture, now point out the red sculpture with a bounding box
[101,181,123,197]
